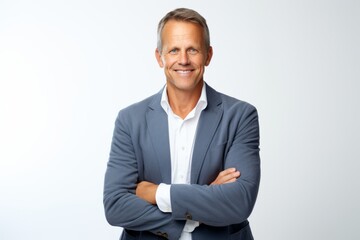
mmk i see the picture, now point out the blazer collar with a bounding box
[191,84,223,183]
[146,86,172,183]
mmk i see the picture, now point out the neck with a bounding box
[167,82,203,119]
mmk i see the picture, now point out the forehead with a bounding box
[161,20,204,46]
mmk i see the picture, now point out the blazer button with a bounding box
[156,231,168,238]
[185,212,192,220]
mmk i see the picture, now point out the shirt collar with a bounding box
[161,83,208,116]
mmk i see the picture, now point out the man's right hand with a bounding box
[211,168,240,185]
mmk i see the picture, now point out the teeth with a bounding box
[177,70,191,73]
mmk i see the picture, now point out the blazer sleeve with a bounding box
[170,104,261,226]
[103,110,184,239]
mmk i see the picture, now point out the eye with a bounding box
[169,48,179,54]
[188,48,198,55]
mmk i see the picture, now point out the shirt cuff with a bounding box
[155,183,172,212]
[183,220,200,232]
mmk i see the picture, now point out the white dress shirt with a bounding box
[156,83,207,240]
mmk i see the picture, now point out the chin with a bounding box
[174,81,202,91]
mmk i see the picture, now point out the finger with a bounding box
[218,168,236,177]
[224,178,237,184]
[222,170,240,182]
[212,170,240,185]
[224,168,236,174]
[224,172,240,183]
[211,168,240,185]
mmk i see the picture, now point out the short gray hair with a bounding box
[157,8,210,53]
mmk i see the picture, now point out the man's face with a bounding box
[156,20,213,93]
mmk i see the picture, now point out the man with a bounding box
[104,8,260,240]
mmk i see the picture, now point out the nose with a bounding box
[178,51,190,65]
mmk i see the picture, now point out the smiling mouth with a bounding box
[175,69,194,74]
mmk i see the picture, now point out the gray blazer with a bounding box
[104,84,260,240]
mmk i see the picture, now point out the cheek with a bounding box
[194,56,207,67]
[164,59,176,69]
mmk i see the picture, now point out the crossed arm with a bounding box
[104,102,260,238]
[136,168,241,205]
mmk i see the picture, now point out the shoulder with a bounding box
[206,85,259,135]
[116,88,162,122]
[206,84,257,114]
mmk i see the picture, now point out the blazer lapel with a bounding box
[191,85,223,184]
[146,90,172,184]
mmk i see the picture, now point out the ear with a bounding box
[155,48,164,68]
[205,46,213,66]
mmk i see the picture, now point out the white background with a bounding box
[1,0,359,239]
